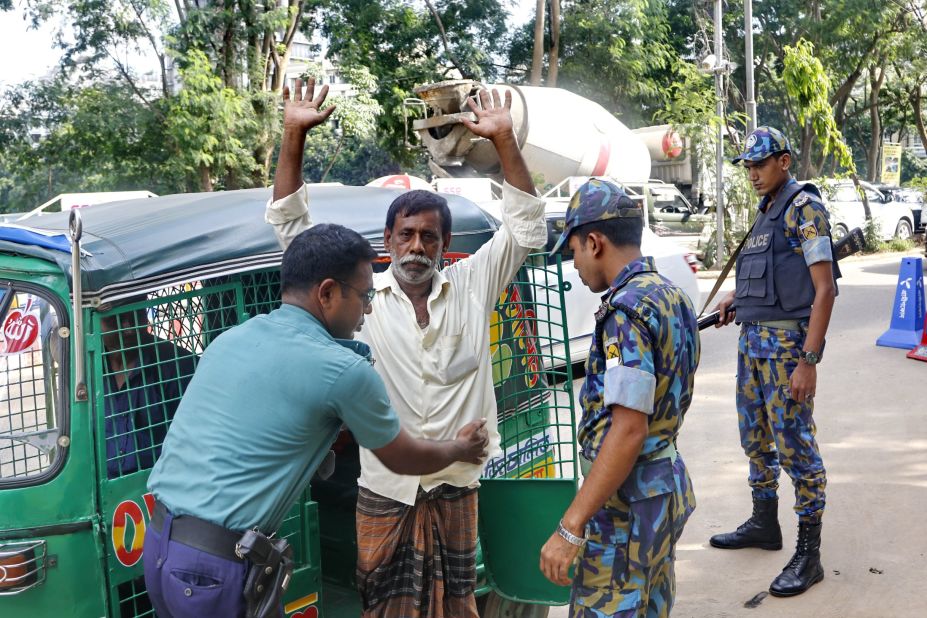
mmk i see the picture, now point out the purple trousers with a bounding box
[143,511,248,618]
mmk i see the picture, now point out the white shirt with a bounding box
[266,182,547,505]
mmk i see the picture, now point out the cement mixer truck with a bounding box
[405,80,702,364]
[408,80,651,189]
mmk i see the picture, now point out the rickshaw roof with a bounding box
[0,186,496,301]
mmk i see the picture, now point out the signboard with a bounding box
[434,177,494,203]
[881,142,903,187]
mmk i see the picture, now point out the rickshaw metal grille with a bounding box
[94,282,241,479]
[239,270,283,317]
[478,253,578,605]
[483,253,577,481]
[0,289,62,481]
[115,575,155,617]
[95,271,317,618]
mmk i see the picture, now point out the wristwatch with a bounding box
[800,349,821,365]
[557,520,586,547]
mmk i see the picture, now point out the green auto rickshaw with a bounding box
[0,185,577,617]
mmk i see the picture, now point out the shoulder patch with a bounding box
[799,220,818,241]
[793,193,811,208]
[604,337,622,364]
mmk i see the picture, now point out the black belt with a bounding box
[152,500,243,562]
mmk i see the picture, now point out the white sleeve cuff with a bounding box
[264,183,310,225]
[265,184,312,250]
[604,362,656,415]
[802,236,833,265]
[500,181,548,250]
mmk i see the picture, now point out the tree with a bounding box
[322,0,508,161]
[0,79,179,212]
[508,0,680,126]
[530,0,545,86]
[21,0,328,185]
[165,49,260,191]
[782,39,870,222]
[548,0,561,87]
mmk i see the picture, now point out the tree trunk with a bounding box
[831,34,880,128]
[269,0,306,93]
[851,173,872,221]
[530,0,546,86]
[321,133,346,182]
[866,63,887,182]
[912,85,927,157]
[199,164,213,192]
[424,0,467,77]
[547,0,560,87]
[220,0,237,89]
[272,50,292,93]
[799,122,814,179]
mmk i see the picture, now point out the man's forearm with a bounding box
[561,407,647,534]
[374,428,465,476]
[493,133,535,196]
[393,438,461,476]
[803,264,836,354]
[273,126,308,201]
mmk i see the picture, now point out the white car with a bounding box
[479,197,701,366]
[818,180,915,242]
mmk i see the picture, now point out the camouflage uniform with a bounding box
[736,182,832,523]
[570,257,700,617]
[551,179,701,618]
[571,257,699,618]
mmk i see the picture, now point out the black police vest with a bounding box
[734,181,838,323]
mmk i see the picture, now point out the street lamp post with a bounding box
[745,0,757,132]
[714,0,725,269]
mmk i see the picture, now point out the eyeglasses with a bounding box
[337,280,376,305]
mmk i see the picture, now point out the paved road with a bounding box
[550,251,927,618]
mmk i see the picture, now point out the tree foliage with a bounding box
[6,0,927,212]
[165,49,260,191]
[781,39,855,172]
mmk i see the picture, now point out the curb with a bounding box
[693,248,926,279]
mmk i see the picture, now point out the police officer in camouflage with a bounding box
[540,179,700,617]
[710,127,839,597]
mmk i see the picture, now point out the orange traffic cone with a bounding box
[908,313,927,362]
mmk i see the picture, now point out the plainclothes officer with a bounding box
[540,179,700,617]
[709,126,839,597]
[143,224,489,618]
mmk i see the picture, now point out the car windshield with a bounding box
[651,189,691,212]
[0,284,66,484]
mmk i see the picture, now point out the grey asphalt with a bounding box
[550,250,927,618]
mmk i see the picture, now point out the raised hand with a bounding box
[460,89,515,143]
[282,77,336,133]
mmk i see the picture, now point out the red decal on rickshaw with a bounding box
[142,492,156,518]
[112,499,147,567]
[2,302,39,355]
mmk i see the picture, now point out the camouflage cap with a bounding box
[549,179,641,255]
[732,126,792,164]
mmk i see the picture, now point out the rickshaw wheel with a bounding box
[477,591,551,618]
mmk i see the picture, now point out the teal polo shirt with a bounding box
[147,303,401,533]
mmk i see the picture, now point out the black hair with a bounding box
[573,217,644,249]
[385,190,452,237]
[281,224,377,294]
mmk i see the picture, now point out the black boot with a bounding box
[709,497,783,550]
[769,521,824,597]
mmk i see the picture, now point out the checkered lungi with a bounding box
[356,484,479,618]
